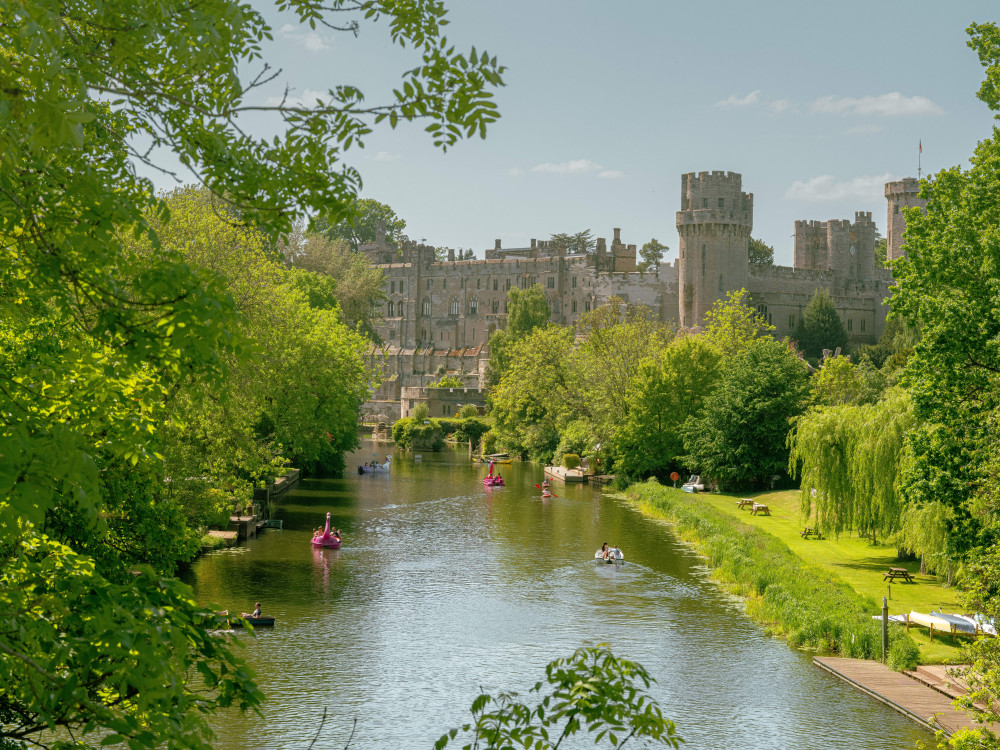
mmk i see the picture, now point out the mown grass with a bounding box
[623,479,941,668]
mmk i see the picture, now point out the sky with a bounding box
[197,1,1000,265]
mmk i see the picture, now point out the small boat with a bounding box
[312,511,342,548]
[594,548,625,565]
[231,615,276,627]
[541,490,552,498]
[360,455,392,473]
[483,459,505,487]
[477,453,513,464]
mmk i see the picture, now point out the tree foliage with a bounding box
[795,288,848,359]
[789,388,915,542]
[315,198,407,251]
[748,237,775,266]
[437,645,682,750]
[702,289,775,357]
[638,238,669,273]
[683,337,808,490]
[486,284,552,389]
[617,337,722,480]
[549,230,596,255]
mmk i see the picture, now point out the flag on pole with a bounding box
[919,139,922,153]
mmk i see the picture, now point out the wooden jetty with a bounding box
[543,466,587,483]
[814,657,987,737]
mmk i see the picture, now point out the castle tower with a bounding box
[885,178,926,262]
[676,171,753,327]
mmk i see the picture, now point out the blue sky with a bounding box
[248,2,999,265]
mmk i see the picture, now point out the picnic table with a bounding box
[883,567,915,583]
[750,503,770,516]
[800,526,823,539]
[736,498,754,509]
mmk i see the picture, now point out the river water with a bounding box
[183,445,927,749]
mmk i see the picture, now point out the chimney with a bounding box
[494,239,501,251]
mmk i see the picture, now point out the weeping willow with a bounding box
[788,388,914,541]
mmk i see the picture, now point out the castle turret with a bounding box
[885,178,926,262]
[676,171,753,327]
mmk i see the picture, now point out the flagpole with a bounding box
[918,139,922,179]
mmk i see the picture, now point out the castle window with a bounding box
[547,277,555,289]
[847,318,853,332]
[572,300,577,313]
[389,329,395,340]
[443,278,447,289]
[789,314,795,328]
[895,206,899,214]
[450,297,460,315]
[469,297,478,315]
[400,280,404,293]
[422,299,431,316]
[756,304,767,316]
[585,300,591,312]
[506,279,511,290]
[861,319,866,333]
[504,302,508,314]
[572,277,577,288]
[702,198,708,208]
[492,299,499,314]
[427,278,432,289]
[493,279,498,291]
[477,279,481,289]
[391,281,396,293]
[388,301,394,316]
[701,245,706,278]
[718,198,725,209]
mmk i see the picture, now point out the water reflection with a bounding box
[182,444,927,749]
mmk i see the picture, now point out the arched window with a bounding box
[450,297,460,315]
[422,298,431,316]
[469,296,478,315]
[388,301,394,317]
[492,299,499,314]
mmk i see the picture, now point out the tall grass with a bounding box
[626,479,918,667]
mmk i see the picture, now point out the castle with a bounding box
[361,171,925,422]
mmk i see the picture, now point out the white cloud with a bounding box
[769,99,797,114]
[714,90,761,108]
[810,92,944,117]
[531,159,603,174]
[598,170,624,179]
[373,151,401,161]
[506,167,524,177]
[264,88,330,108]
[279,24,331,52]
[785,173,902,202]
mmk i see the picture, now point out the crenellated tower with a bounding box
[676,171,753,327]
[885,178,926,262]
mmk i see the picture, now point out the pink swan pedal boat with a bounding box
[312,511,342,548]
[483,459,505,487]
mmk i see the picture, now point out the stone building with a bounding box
[885,178,927,262]
[361,170,917,422]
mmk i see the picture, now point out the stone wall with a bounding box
[400,386,487,418]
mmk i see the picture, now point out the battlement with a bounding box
[855,211,874,224]
[885,178,921,197]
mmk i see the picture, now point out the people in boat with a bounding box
[358,465,364,475]
[596,542,609,559]
[609,545,624,561]
[241,602,262,618]
[542,479,550,488]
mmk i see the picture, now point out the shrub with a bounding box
[454,417,490,448]
[481,429,498,455]
[887,635,920,671]
[457,403,480,419]
[411,403,429,421]
[436,418,462,436]
[562,453,581,470]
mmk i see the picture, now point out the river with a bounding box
[182,445,927,749]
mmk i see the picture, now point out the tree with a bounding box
[550,230,596,255]
[809,355,864,407]
[788,388,915,543]
[437,645,682,750]
[701,289,775,357]
[795,288,848,359]
[616,337,723,480]
[316,198,407,251]
[489,326,581,462]
[486,284,552,389]
[749,237,775,266]
[639,238,669,273]
[0,0,504,745]
[284,232,387,339]
[683,337,808,490]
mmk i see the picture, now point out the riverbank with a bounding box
[622,480,968,667]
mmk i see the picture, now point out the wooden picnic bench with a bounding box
[883,567,915,583]
[750,503,770,516]
[800,526,823,539]
[736,498,754,509]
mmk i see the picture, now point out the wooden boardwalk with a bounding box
[815,657,985,737]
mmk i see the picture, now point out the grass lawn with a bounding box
[692,487,971,664]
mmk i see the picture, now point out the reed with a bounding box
[625,479,917,665]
